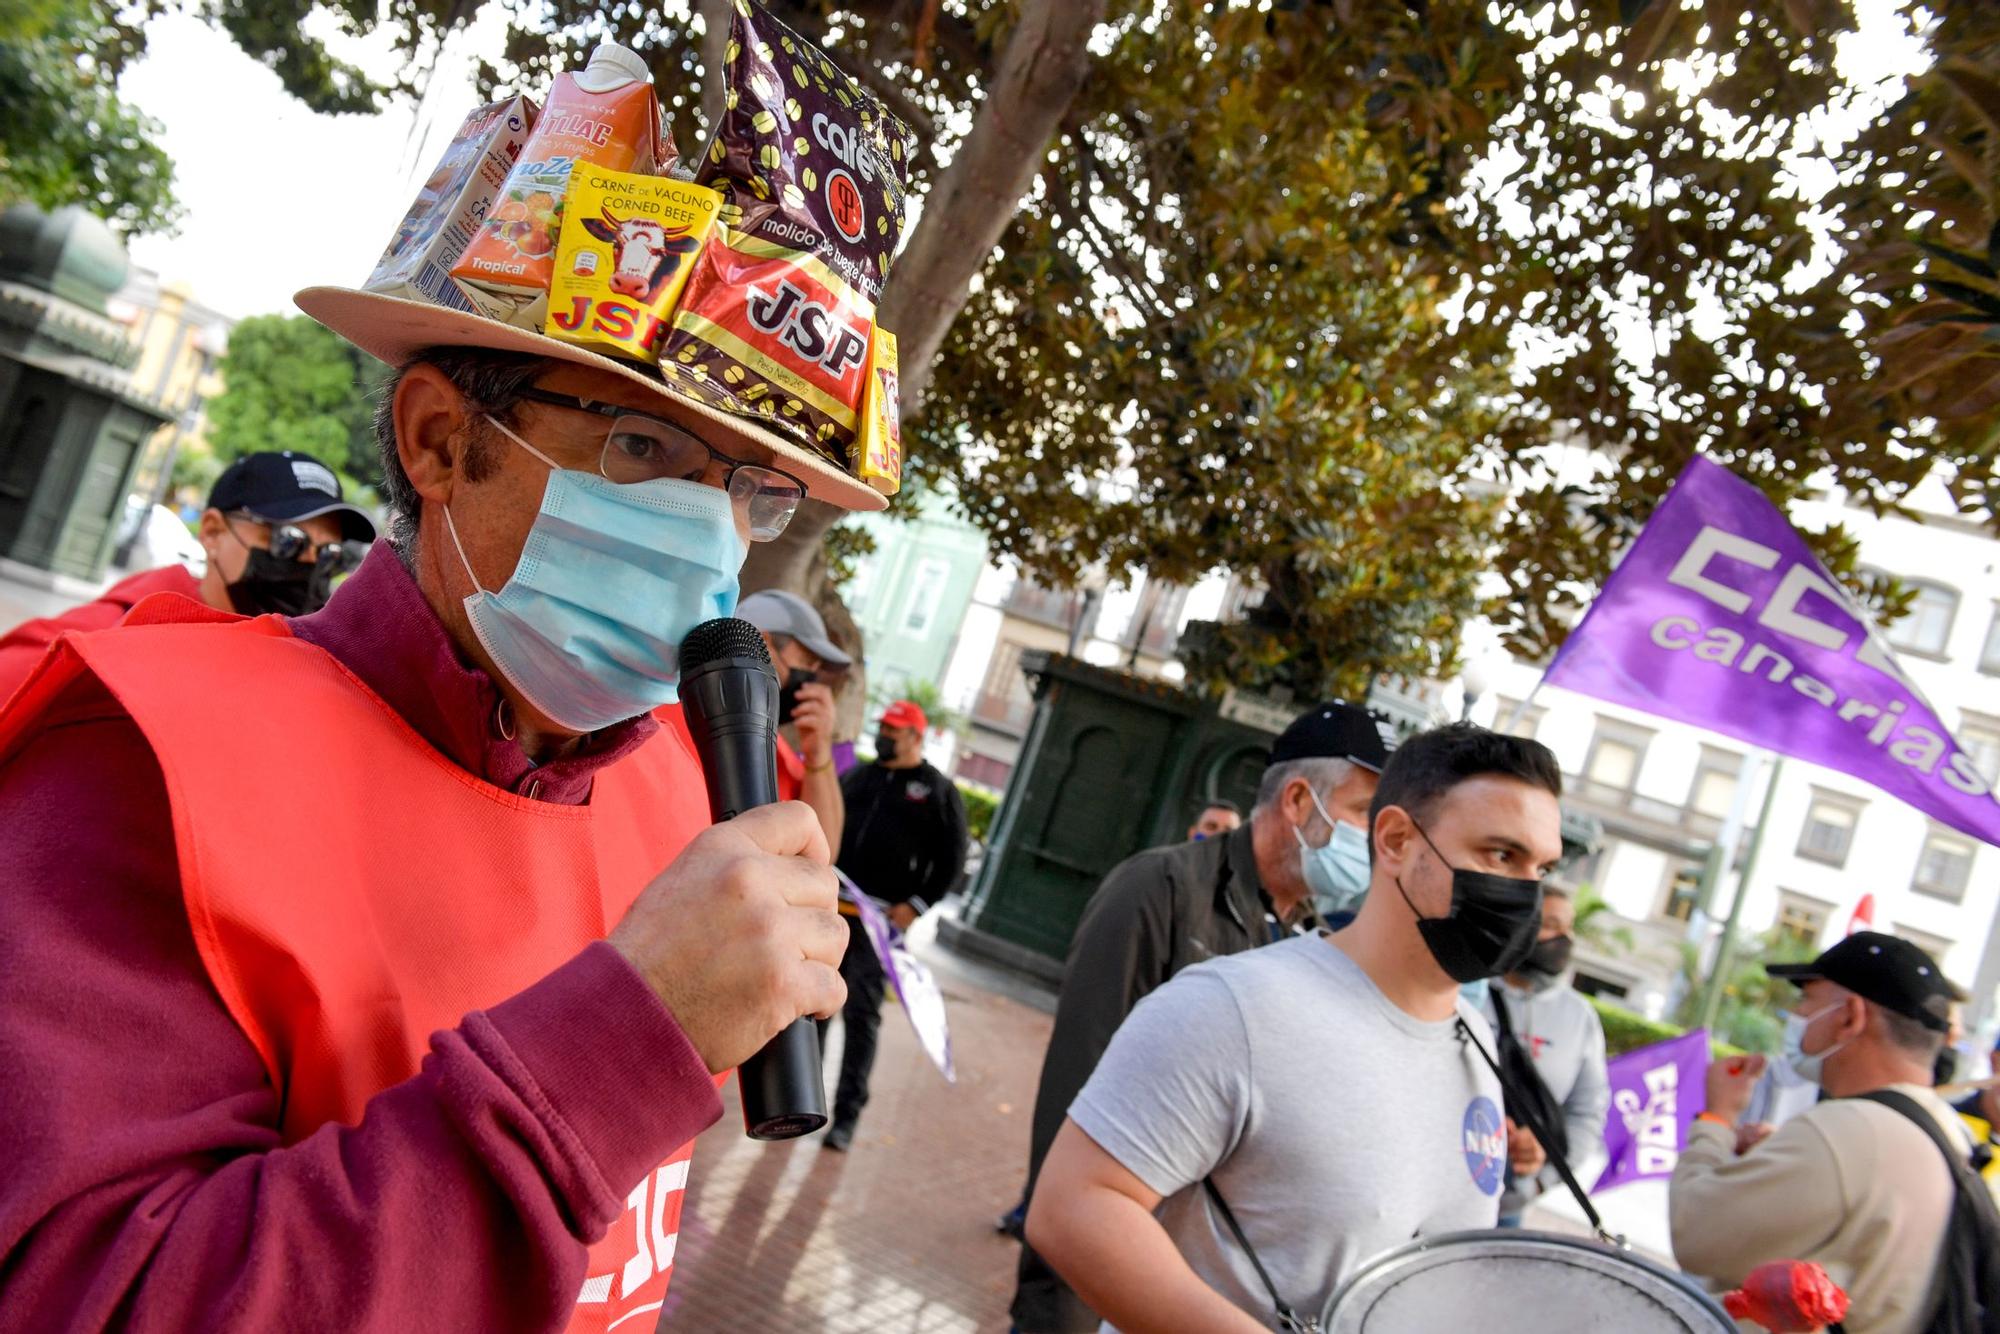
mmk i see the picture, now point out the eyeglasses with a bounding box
[227,515,363,572]
[514,388,807,542]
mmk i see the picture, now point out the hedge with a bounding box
[956,781,1000,844]
[1589,996,1745,1061]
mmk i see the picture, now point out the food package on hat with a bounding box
[451,42,673,329]
[363,95,538,311]
[853,327,900,494]
[545,164,722,364]
[656,1,916,464]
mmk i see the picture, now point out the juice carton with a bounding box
[363,96,537,311]
[544,165,722,364]
[451,42,672,328]
[853,327,901,495]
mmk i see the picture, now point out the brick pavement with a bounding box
[660,949,1052,1333]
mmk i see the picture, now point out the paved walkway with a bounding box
[661,923,1053,1332]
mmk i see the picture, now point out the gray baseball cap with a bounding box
[737,589,852,667]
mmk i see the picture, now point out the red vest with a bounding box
[0,600,711,1333]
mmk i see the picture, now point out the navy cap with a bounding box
[208,452,376,543]
[1767,931,1957,1033]
[1269,700,1393,774]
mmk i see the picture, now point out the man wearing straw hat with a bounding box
[0,260,894,1328]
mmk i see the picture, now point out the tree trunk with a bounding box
[696,0,730,139]
[875,0,1108,412]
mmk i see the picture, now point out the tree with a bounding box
[205,315,389,498]
[0,0,179,237]
[1674,928,1818,1054]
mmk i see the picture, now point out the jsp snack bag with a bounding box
[657,1,915,462]
[545,164,722,364]
[451,42,672,328]
[363,96,536,311]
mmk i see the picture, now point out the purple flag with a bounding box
[836,871,955,1082]
[1595,1029,1710,1192]
[1545,455,2000,846]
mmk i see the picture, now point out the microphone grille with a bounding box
[679,616,773,674]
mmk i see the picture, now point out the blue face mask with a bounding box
[442,415,744,733]
[1294,787,1372,919]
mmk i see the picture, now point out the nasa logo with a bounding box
[1461,1096,1505,1196]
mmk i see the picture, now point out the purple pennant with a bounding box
[1545,455,2000,847]
[836,870,955,1082]
[1595,1029,1711,1192]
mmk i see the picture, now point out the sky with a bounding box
[120,9,515,320]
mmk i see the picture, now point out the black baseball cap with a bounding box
[1269,700,1393,774]
[208,451,377,543]
[1766,931,1957,1033]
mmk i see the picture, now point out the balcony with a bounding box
[972,689,1036,736]
[1563,774,1746,859]
[1003,581,1096,635]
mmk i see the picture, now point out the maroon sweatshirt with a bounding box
[0,544,723,1330]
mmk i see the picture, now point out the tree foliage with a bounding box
[168,0,2000,699]
[0,0,179,237]
[205,315,388,498]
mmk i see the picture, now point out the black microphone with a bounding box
[678,616,830,1141]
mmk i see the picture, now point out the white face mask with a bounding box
[1781,1001,1852,1086]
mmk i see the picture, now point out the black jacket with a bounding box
[1012,823,1279,1331]
[835,760,968,912]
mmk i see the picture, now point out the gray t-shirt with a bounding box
[1068,934,1506,1330]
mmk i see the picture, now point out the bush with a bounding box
[957,780,1000,844]
[1588,996,1744,1061]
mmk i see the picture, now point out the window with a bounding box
[1912,826,1977,903]
[901,558,950,636]
[1981,607,2000,675]
[1494,696,1547,739]
[1797,790,1864,867]
[1958,713,2000,787]
[1687,746,1743,822]
[1883,579,1959,658]
[1774,892,1830,950]
[1660,862,1702,923]
[1581,720,1653,801]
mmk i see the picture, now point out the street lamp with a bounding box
[1459,657,1494,722]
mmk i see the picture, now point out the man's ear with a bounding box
[393,363,474,508]
[196,508,227,556]
[1373,803,1413,871]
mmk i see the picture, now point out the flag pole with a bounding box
[1698,756,1787,1033]
[1499,678,1547,735]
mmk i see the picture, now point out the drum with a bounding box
[1321,1230,1736,1333]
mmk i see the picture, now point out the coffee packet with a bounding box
[657,1,916,462]
[545,165,723,364]
[364,96,537,311]
[452,42,673,328]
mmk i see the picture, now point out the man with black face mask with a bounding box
[736,589,850,848]
[1482,884,1609,1226]
[0,452,375,699]
[823,699,968,1151]
[1028,724,1565,1333]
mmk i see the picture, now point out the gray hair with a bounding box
[1869,1001,1945,1062]
[1255,756,1360,816]
[369,347,556,548]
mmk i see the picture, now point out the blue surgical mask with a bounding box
[442,415,743,733]
[1294,788,1371,919]
[1782,1002,1851,1087]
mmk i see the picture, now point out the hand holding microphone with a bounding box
[607,617,842,1138]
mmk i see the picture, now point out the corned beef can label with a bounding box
[657,0,914,463]
[545,165,721,364]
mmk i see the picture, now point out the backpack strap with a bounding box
[1848,1088,2000,1334]
[1456,1016,1612,1241]
[1202,1178,1320,1333]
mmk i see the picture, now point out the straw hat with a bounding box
[294,285,885,512]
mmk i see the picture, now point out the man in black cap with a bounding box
[1671,932,1979,1334]
[1008,700,1391,1333]
[0,451,376,697]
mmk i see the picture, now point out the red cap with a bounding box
[881,700,928,733]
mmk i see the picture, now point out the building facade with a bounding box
[108,269,233,507]
[1473,475,2000,1028]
